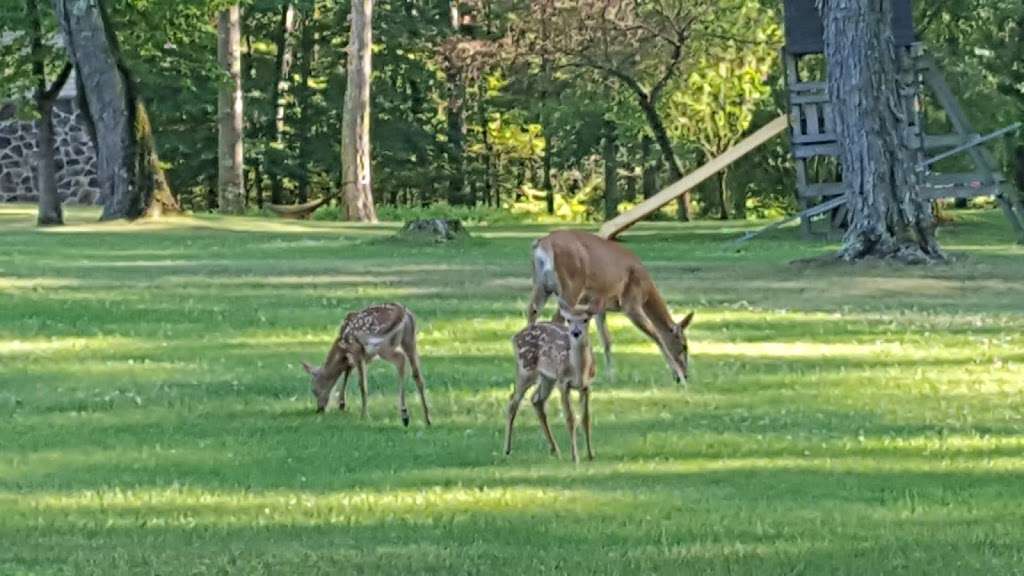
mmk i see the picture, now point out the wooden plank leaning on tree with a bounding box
[598,114,790,240]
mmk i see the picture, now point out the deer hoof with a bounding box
[338,402,346,412]
[401,411,410,427]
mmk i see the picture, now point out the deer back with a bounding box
[538,230,650,311]
[339,303,408,357]
[513,322,575,380]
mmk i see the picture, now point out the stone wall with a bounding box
[0,99,100,204]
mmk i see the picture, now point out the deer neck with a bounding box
[641,288,676,338]
[568,334,591,386]
[321,338,350,381]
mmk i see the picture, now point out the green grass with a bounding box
[2,204,1024,575]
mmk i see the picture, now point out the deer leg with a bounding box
[505,371,535,456]
[558,381,578,464]
[337,369,352,411]
[356,359,369,419]
[531,378,560,457]
[384,350,410,427]
[581,386,594,461]
[527,283,551,326]
[595,312,613,376]
[402,321,431,426]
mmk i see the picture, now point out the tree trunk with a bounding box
[340,0,377,221]
[35,101,63,225]
[445,1,467,205]
[543,129,554,214]
[479,78,494,207]
[603,120,619,221]
[53,0,179,221]
[29,0,72,226]
[641,135,659,212]
[217,5,245,214]
[268,3,297,204]
[820,0,942,262]
[295,4,318,204]
[716,169,729,220]
[637,97,690,221]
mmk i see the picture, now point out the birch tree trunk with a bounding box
[52,0,179,221]
[444,0,467,205]
[295,3,319,204]
[819,0,943,262]
[268,2,296,204]
[217,4,245,214]
[340,0,377,221]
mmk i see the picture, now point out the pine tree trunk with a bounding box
[269,3,296,204]
[53,0,179,221]
[217,5,245,214]
[340,0,377,221]
[820,0,942,262]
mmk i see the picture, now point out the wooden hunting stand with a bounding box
[783,0,1024,241]
[600,0,1024,242]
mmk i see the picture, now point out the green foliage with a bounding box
[0,0,67,116]
[3,205,1024,573]
[667,0,781,156]
[4,0,1023,221]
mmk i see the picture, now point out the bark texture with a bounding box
[53,0,179,220]
[340,0,377,221]
[819,0,942,262]
[217,5,245,214]
[29,0,72,226]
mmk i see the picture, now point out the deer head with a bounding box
[301,347,351,412]
[566,314,596,384]
[663,311,694,384]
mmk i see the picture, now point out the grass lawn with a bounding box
[2,204,1024,575]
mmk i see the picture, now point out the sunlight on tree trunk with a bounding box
[820,0,943,262]
[218,5,245,215]
[341,0,377,222]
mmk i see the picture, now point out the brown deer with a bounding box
[505,316,596,463]
[301,303,431,426]
[527,230,694,385]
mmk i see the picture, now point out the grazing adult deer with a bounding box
[301,303,431,426]
[527,230,694,385]
[505,317,596,463]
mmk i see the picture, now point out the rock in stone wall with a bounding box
[0,99,100,205]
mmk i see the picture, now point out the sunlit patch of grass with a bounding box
[2,204,1024,574]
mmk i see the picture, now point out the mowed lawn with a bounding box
[2,204,1024,575]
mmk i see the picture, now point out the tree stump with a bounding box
[395,219,469,243]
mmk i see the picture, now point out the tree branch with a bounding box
[41,62,74,104]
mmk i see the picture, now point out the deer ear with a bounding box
[678,311,694,331]
[301,361,315,375]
